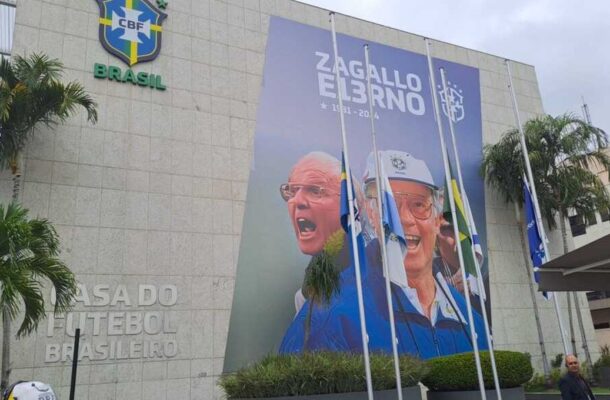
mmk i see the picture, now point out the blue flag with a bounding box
[380,161,408,288]
[524,177,550,299]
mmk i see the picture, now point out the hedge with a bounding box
[219,352,427,398]
[422,351,533,391]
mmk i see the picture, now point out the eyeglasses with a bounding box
[366,188,433,220]
[279,183,339,202]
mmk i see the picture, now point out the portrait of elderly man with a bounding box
[278,151,345,314]
[360,150,488,359]
[278,151,379,353]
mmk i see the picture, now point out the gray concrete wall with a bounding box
[5,0,598,398]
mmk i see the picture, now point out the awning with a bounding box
[538,234,610,291]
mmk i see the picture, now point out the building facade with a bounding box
[3,0,599,399]
[568,147,610,347]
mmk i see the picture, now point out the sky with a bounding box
[298,0,610,135]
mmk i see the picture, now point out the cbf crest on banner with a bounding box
[96,0,167,66]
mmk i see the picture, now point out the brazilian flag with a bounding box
[443,162,478,282]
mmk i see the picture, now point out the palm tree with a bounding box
[302,230,344,350]
[0,53,96,389]
[0,53,98,201]
[481,113,610,381]
[0,203,77,389]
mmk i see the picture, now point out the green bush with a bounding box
[523,372,547,392]
[219,352,427,398]
[422,351,533,391]
[551,354,563,369]
[523,368,563,392]
[593,354,610,383]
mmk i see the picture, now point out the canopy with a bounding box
[538,234,610,291]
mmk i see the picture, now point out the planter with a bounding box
[526,393,610,400]
[427,386,525,400]
[235,386,422,400]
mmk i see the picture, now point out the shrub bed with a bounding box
[422,351,533,391]
[594,346,610,385]
[219,352,427,398]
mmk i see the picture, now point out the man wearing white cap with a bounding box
[360,150,488,358]
[3,381,56,400]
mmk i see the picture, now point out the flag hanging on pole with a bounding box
[524,176,551,299]
[442,161,483,298]
[463,190,486,300]
[464,192,484,266]
[340,153,361,235]
[340,153,368,275]
[379,160,408,288]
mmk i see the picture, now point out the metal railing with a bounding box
[0,0,16,57]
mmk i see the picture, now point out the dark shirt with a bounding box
[559,372,595,400]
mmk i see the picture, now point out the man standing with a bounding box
[559,355,595,400]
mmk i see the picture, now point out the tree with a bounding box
[0,203,77,389]
[0,53,98,200]
[301,230,344,350]
[0,53,96,389]
[481,113,610,381]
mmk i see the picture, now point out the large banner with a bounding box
[224,17,487,371]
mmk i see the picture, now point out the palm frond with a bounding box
[0,203,76,338]
[0,53,97,171]
[481,113,609,233]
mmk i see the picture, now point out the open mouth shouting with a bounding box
[405,234,421,250]
[296,217,317,236]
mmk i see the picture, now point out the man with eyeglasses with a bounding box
[279,151,343,258]
[278,151,378,353]
[559,354,595,400]
[359,150,488,358]
[278,152,344,314]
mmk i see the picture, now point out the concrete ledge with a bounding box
[525,393,610,400]
[234,386,422,400]
[427,386,525,400]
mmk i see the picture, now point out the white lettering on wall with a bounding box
[46,284,180,363]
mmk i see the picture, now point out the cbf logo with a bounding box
[437,81,465,123]
[96,0,167,66]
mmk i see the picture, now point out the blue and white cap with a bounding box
[362,150,437,189]
[6,381,56,400]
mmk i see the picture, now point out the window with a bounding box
[587,291,610,301]
[0,1,16,57]
[586,211,597,226]
[569,214,586,236]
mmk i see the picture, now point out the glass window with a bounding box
[586,211,597,226]
[0,2,16,57]
[569,214,586,236]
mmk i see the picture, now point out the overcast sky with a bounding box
[299,0,610,135]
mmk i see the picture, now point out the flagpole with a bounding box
[439,66,502,400]
[330,13,374,400]
[424,39,487,400]
[363,44,403,400]
[516,196,552,381]
[505,59,570,356]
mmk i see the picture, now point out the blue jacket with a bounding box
[279,244,488,359]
